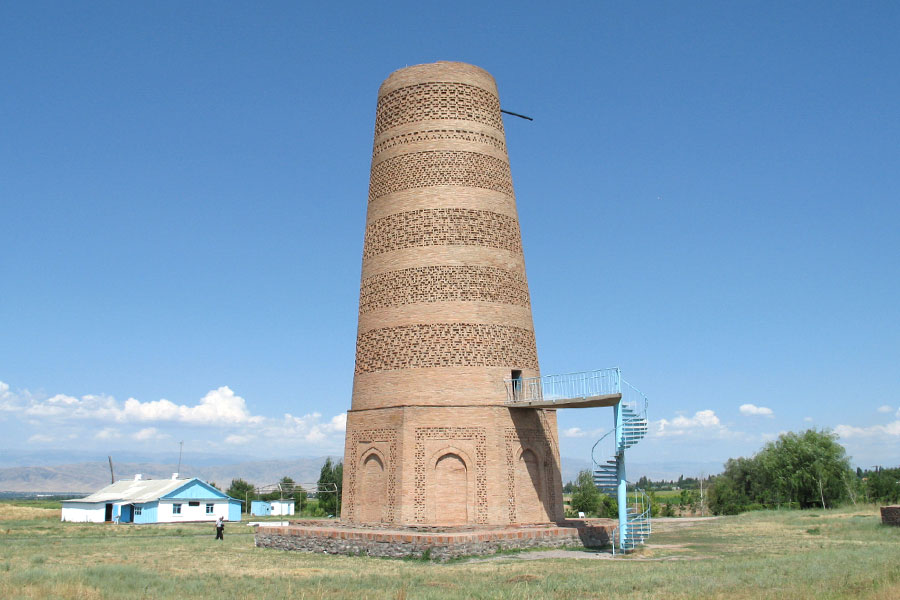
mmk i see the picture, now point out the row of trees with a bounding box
[216,459,345,516]
[567,429,897,518]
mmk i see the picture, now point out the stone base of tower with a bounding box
[254,519,614,560]
[340,405,564,526]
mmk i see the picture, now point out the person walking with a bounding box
[215,515,224,540]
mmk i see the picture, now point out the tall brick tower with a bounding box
[341,61,562,526]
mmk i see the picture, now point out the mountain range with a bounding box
[0,449,721,493]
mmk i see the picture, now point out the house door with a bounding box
[120,504,133,523]
[104,503,113,522]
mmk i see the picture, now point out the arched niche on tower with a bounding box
[358,447,388,523]
[514,446,549,523]
[426,446,475,525]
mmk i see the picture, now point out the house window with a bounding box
[206,503,214,514]
[173,503,182,515]
[188,501,200,507]
[135,506,142,516]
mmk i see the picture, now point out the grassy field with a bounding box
[1,501,898,599]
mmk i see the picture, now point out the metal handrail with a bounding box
[611,484,652,555]
[504,367,621,404]
[591,427,617,468]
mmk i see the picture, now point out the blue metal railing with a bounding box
[621,379,649,421]
[504,367,621,404]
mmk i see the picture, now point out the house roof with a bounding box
[62,478,233,504]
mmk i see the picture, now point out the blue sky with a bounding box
[2,1,898,474]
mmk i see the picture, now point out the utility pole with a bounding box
[699,472,705,517]
[108,456,115,484]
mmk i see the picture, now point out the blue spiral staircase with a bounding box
[505,367,651,554]
[591,386,651,553]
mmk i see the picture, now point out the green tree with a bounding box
[569,470,602,516]
[226,478,256,513]
[708,429,852,515]
[316,458,343,516]
[758,429,851,508]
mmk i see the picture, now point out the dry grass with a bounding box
[0,503,898,599]
[0,506,60,521]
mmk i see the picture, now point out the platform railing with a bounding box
[504,367,621,404]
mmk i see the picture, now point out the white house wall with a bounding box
[271,502,295,516]
[61,503,106,523]
[156,500,231,523]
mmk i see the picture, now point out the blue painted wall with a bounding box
[228,501,241,521]
[250,501,272,516]
[165,479,229,500]
[133,501,158,524]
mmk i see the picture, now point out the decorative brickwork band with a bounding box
[369,151,513,202]
[373,128,507,158]
[375,82,503,136]
[362,208,522,259]
[355,323,538,374]
[359,265,530,314]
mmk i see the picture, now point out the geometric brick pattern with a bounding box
[362,208,522,259]
[343,428,398,523]
[504,426,558,523]
[414,427,488,524]
[358,265,530,314]
[369,151,513,202]
[354,323,539,374]
[375,81,503,137]
[372,128,507,157]
[342,62,561,527]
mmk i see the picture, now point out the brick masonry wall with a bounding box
[342,61,560,527]
[255,521,613,561]
[881,506,900,526]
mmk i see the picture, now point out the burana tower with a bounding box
[340,61,562,526]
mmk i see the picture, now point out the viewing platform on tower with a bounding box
[504,367,624,409]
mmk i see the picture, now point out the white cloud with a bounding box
[275,411,348,444]
[563,427,588,438]
[27,433,54,443]
[10,385,263,426]
[224,434,253,445]
[0,380,349,451]
[877,405,893,414]
[835,421,900,439]
[119,386,263,425]
[0,381,18,412]
[132,427,169,441]
[94,427,122,440]
[656,409,728,438]
[803,416,813,422]
[739,404,773,417]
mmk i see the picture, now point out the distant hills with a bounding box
[0,449,721,493]
[0,457,339,493]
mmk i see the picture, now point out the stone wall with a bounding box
[881,505,900,526]
[255,521,612,561]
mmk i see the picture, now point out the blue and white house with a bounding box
[250,499,295,516]
[61,474,242,524]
